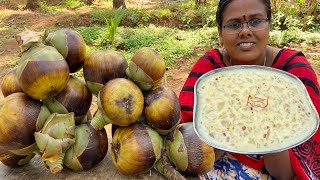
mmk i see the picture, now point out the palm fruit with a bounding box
[165,122,215,176]
[15,29,69,100]
[91,78,144,130]
[0,92,51,167]
[42,75,92,125]
[111,122,163,175]
[144,85,181,135]
[45,28,87,73]
[83,50,128,95]
[126,47,166,91]
[0,68,23,97]
[64,122,108,171]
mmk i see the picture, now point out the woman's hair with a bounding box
[216,0,271,28]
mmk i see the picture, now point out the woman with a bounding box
[178,0,320,179]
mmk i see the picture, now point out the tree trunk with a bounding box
[113,0,126,9]
[25,0,41,10]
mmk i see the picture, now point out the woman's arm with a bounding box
[271,49,320,179]
[263,151,295,180]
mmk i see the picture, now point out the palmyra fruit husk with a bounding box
[91,78,144,130]
[154,151,186,180]
[144,85,181,135]
[45,28,87,73]
[165,122,215,176]
[43,75,92,125]
[0,92,51,166]
[64,121,108,171]
[126,47,166,91]
[111,122,163,175]
[35,113,76,174]
[83,50,128,95]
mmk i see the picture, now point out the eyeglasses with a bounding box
[222,18,269,34]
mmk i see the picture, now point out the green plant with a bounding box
[269,27,320,47]
[76,26,104,45]
[197,5,217,27]
[64,0,85,7]
[303,32,320,45]
[281,27,304,45]
[39,2,67,13]
[283,15,302,29]
[89,1,218,29]
[174,0,196,9]
[269,30,282,46]
[76,25,219,67]
[0,20,16,32]
[119,26,217,66]
[158,9,172,18]
[105,7,125,44]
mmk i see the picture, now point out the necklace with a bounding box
[229,55,267,66]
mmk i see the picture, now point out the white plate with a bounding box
[193,65,319,154]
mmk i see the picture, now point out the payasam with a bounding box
[194,65,319,154]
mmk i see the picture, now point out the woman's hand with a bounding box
[263,150,296,180]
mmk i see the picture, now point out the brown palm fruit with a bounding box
[0,68,23,97]
[83,50,128,95]
[91,78,144,130]
[0,149,35,168]
[64,121,108,171]
[45,28,87,73]
[144,85,181,135]
[0,92,51,167]
[165,122,215,176]
[126,47,166,91]
[111,122,163,175]
[14,29,70,100]
[42,75,92,125]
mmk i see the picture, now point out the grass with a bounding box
[76,26,218,67]
[89,1,217,28]
[39,0,87,13]
[269,28,320,47]
[0,57,18,69]
[39,2,68,13]
[76,23,319,68]
[0,20,15,31]
[64,0,85,7]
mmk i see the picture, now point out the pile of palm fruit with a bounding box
[0,28,215,179]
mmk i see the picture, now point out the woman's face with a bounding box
[219,0,269,64]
